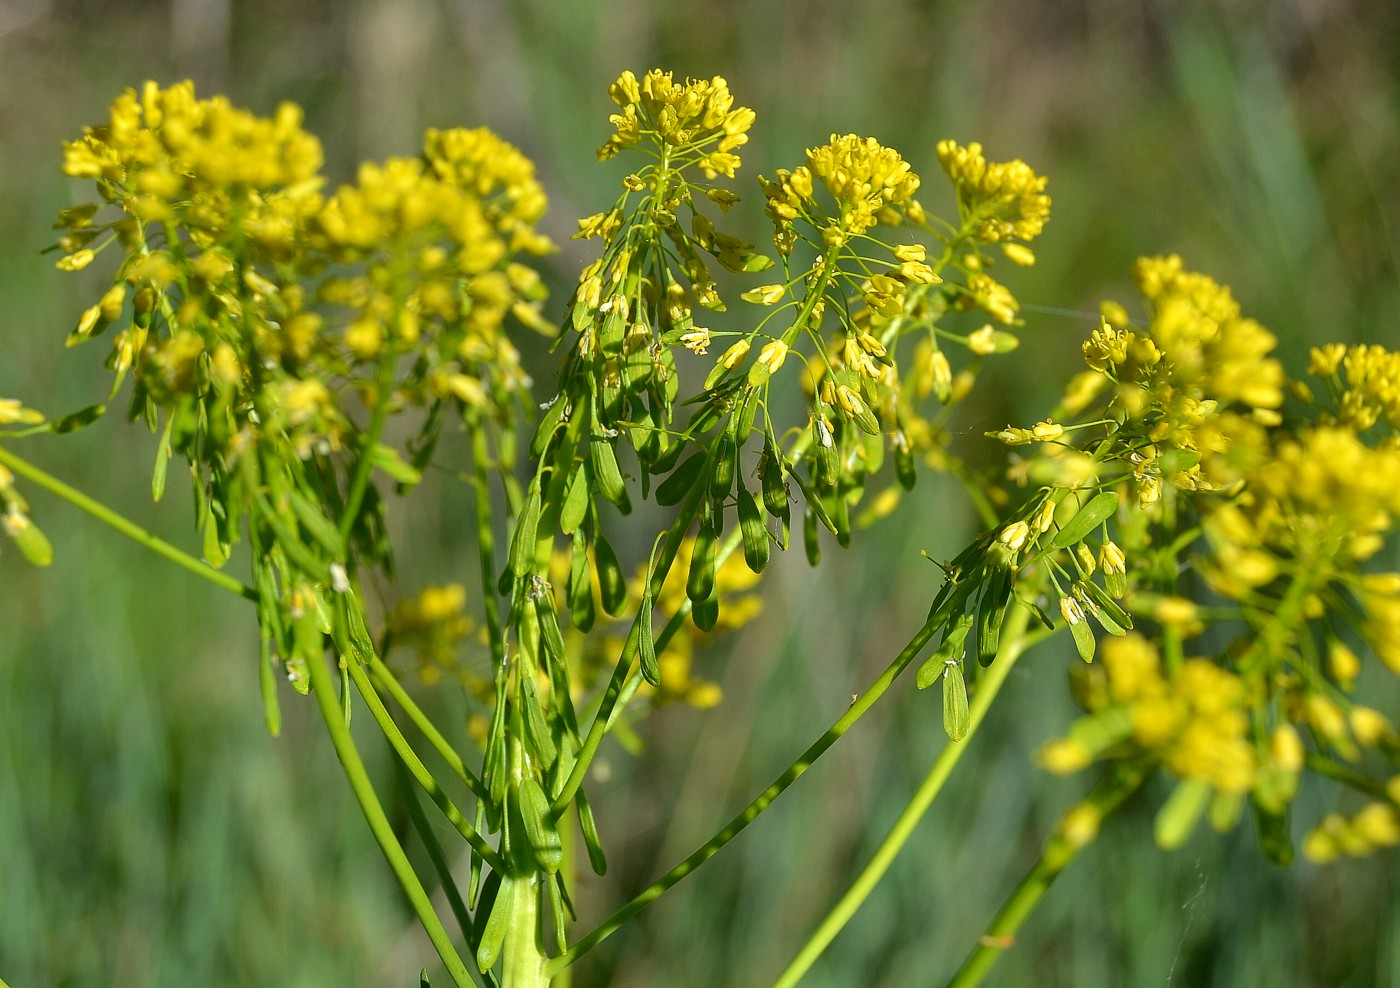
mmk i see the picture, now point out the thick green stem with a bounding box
[769,605,1039,988]
[546,603,951,975]
[302,649,474,988]
[502,874,549,988]
[947,762,1149,988]
[0,444,256,601]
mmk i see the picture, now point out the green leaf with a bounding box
[560,466,589,536]
[529,396,568,457]
[508,484,542,578]
[1069,615,1096,663]
[1050,491,1120,549]
[569,535,595,632]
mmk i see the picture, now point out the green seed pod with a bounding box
[656,451,707,506]
[737,487,770,574]
[576,786,608,875]
[1069,612,1096,663]
[594,534,627,617]
[977,566,1011,666]
[803,505,821,567]
[546,872,570,955]
[518,777,564,873]
[1251,798,1294,866]
[590,433,626,506]
[476,873,515,972]
[638,592,660,686]
[942,660,970,741]
[710,434,736,503]
[761,442,788,517]
[569,535,595,631]
[1078,579,1132,635]
[895,440,917,491]
[560,465,589,536]
[1050,491,1120,549]
[687,520,717,605]
[202,510,230,569]
[151,415,174,502]
[520,675,558,767]
[529,396,568,458]
[1153,778,1211,851]
[508,484,542,578]
[692,592,719,631]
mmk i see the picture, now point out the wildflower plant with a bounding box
[3,70,1399,987]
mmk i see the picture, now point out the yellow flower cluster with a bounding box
[61,80,323,228]
[1309,342,1400,430]
[935,140,1050,244]
[762,134,921,252]
[1304,791,1400,863]
[597,69,755,178]
[1042,634,1256,795]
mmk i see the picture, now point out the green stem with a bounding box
[337,354,396,541]
[350,660,506,873]
[769,604,1039,988]
[367,655,489,802]
[946,761,1148,988]
[396,758,477,953]
[0,443,256,601]
[302,642,474,988]
[546,602,951,975]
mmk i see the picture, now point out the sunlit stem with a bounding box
[769,604,1040,988]
[302,644,475,988]
[546,602,951,975]
[947,761,1149,988]
[0,444,256,601]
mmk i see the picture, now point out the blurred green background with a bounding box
[2,1,1399,985]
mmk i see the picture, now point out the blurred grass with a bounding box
[2,1,1398,985]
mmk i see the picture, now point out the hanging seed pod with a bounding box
[530,396,569,458]
[710,433,736,503]
[590,433,627,506]
[977,566,1011,666]
[656,451,707,506]
[761,441,789,517]
[576,785,608,875]
[1077,579,1132,635]
[569,535,595,631]
[546,872,570,955]
[692,591,719,631]
[894,435,917,492]
[638,591,660,686]
[687,519,717,605]
[594,534,628,617]
[151,414,174,501]
[520,676,558,767]
[1050,491,1119,549]
[803,505,821,567]
[737,487,770,573]
[560,465,589,536]
[942,660,970,741]
[475,873,515,972]
[1252,798,1294,866]
[508,483,542,578]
